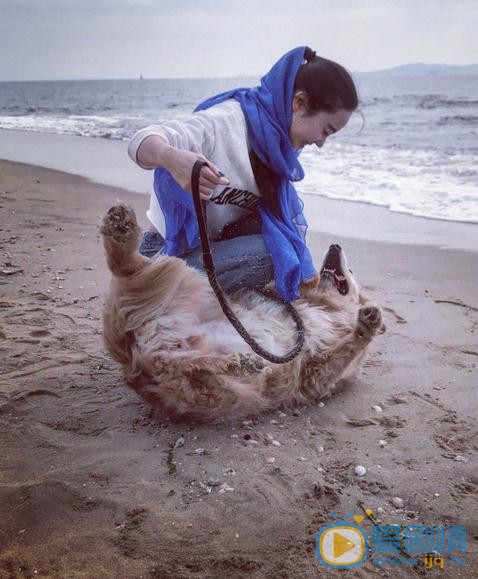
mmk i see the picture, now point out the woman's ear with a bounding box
[292,91,310,114]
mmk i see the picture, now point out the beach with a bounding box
[0,151,477,578]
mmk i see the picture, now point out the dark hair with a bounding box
[294,47,358,114]
[252,48,358,219]
[249,149,282,217]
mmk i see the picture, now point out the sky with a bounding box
[1,0,477,81]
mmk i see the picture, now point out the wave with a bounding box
[298,144,478,224]
[438,115,478,125]
[0,114,477,225]
[418,96,478,109]
[300,188,478,225]
[0,114,139,140]
[359,94,478,111]
[0,108,187,140]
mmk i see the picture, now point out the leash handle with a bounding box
[190,160,304,364]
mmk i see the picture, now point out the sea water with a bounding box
[0,74,476,223]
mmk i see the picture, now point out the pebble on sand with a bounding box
[218,483,234,493]
[368,482,381,494]
[392,497,404,508]
[372,405,383,412]
[354,465,367,477]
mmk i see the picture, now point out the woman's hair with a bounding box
[294,47,358,114]
[252,48,358,218]
[250,149,282,217]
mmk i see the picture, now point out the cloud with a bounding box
[1,0,477,80]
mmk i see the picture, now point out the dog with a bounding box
[100,204,384,420]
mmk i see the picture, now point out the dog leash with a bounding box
[190,160,304,364]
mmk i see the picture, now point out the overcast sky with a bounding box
[1,0,477,81]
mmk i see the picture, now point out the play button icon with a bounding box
[317,524,368,568]
[334,531,355,558]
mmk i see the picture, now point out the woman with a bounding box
[128,46,358,303]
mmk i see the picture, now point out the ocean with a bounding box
[0,74,477,224]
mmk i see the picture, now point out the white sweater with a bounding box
[128,99,262,239]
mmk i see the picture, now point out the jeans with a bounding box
[139,230,274,294]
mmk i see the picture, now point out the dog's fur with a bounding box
[100,205,384,420]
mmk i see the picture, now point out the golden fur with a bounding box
[101,205,384,420]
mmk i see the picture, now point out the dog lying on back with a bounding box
[100,205,384,420]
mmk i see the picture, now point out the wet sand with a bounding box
[0,159,477,578]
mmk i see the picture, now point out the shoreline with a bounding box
[1,128,477,252]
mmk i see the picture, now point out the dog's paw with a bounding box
[100,204,140,243]
[356,305,383,340]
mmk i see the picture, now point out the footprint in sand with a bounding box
[434,422,477,459]
[363,351,393,373]
[44,415,109,437]
[0,479,101,537]
[379,415,406,429]
[114,507,148,559]
[0,297,94,382]
[30,329,51,337]
[321,460,354,486]
[387,394,409,405]
[450,480,478,501]
[306,483,341,533]
[253,468,295,514]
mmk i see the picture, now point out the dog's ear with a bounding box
[299,274,320,298]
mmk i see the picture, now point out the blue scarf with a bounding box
[153,46,317,302]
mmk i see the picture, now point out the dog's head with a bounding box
[317,244,361,303]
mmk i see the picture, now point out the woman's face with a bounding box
[289,92,352,150]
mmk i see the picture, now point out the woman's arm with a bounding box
[129,120,229,200]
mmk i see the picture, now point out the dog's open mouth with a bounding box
[320,244,349,295]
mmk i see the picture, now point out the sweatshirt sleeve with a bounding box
[128,111,217,170]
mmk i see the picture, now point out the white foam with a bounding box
[1,115,477,224]
[0,114,130,139]
[299,144,478,224]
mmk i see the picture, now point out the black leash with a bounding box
[190,160,305,364]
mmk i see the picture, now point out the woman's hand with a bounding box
[163,147,230,200]
[136,135,229,201]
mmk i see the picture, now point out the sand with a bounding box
[0,158,477,578]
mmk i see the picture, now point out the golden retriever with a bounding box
[100,204,384,420]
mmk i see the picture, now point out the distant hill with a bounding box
[358,63,478,76]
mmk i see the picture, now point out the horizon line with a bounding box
[1,62,477,83]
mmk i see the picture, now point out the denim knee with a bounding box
[139,231,165,258]
[181,234,274,293]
